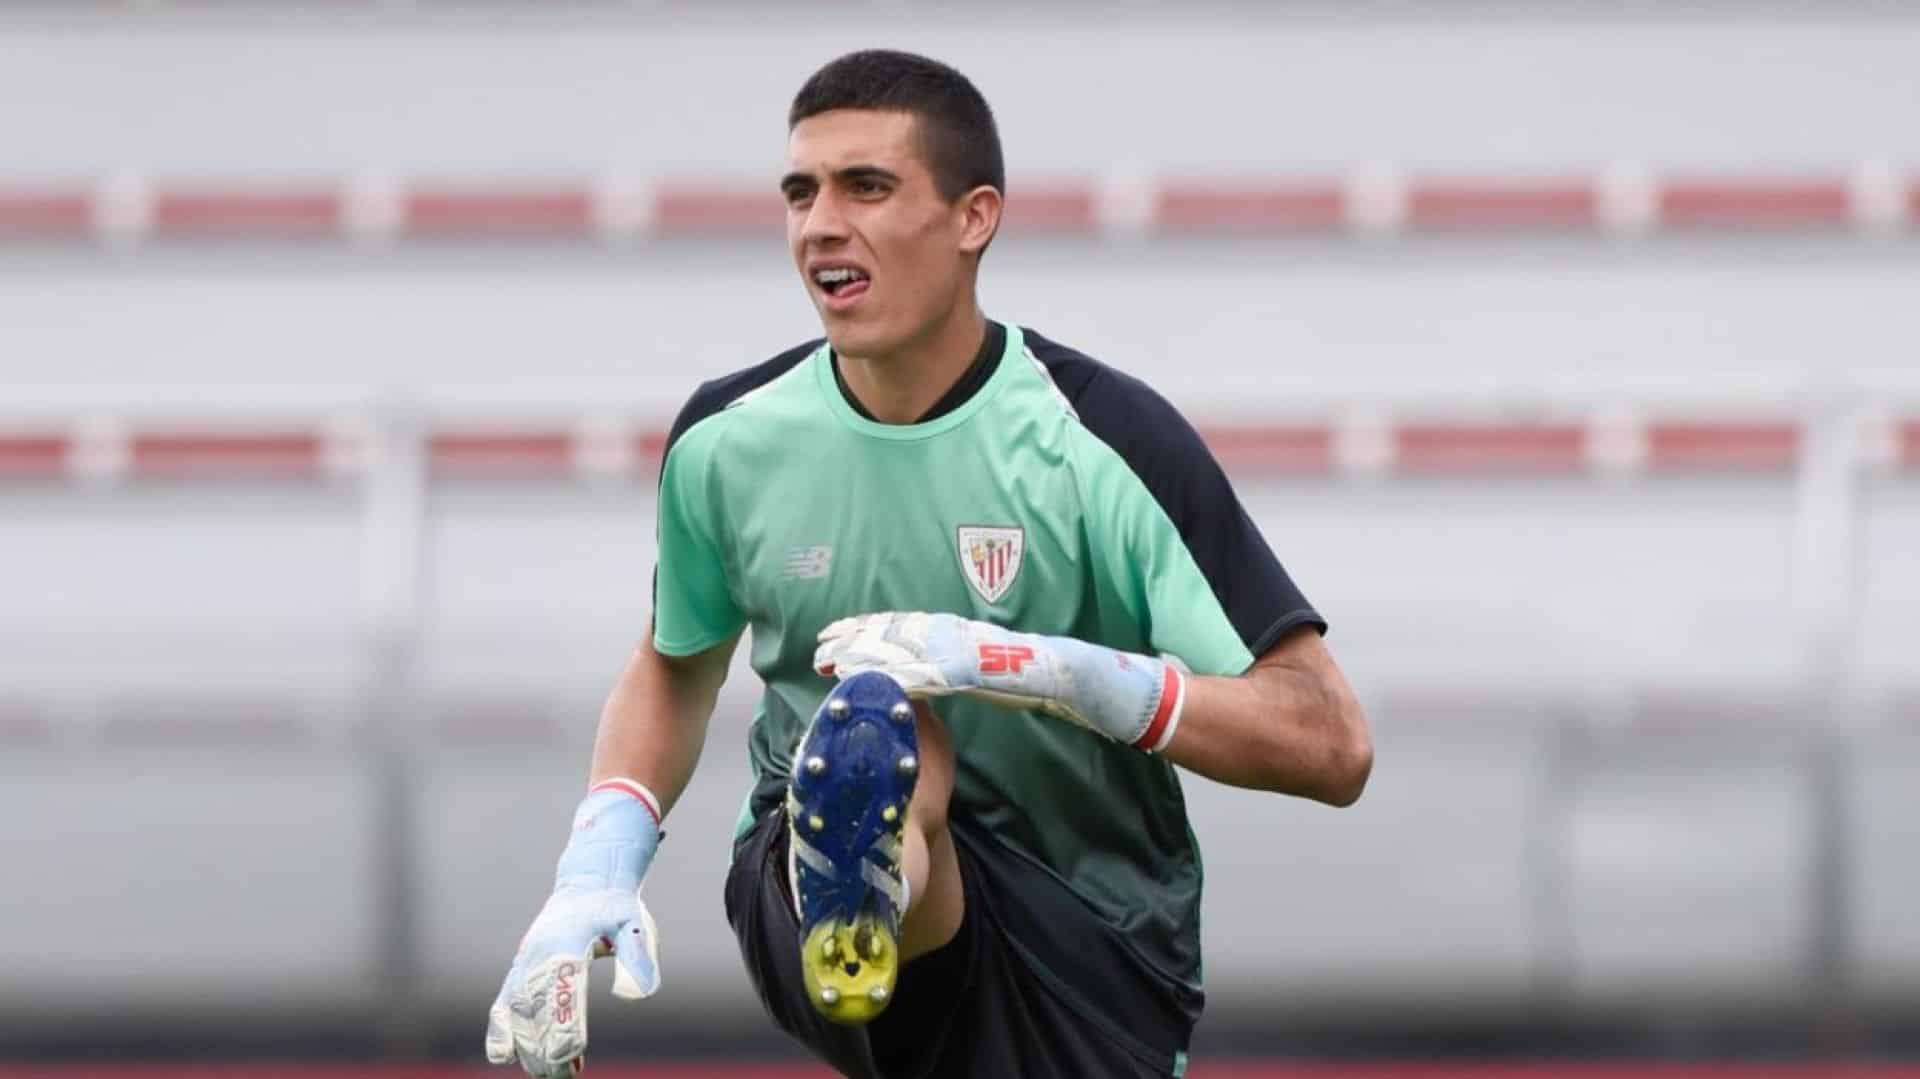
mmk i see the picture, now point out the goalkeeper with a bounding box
[486,48,1372,1079]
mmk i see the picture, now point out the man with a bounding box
[486,49,1372,1079]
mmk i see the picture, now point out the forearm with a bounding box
[490,637,702,1073]
[1161,644,1371,805]
[815,611,1371,804]
[588,628,737,816]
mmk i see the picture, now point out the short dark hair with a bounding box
[789,49,1005,203]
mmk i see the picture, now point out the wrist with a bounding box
[555,778,664,892]
[589,776,663,824]
[1036,633,1187,752]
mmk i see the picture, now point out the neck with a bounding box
[836,301,988,425]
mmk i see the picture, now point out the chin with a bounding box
[821,318,906,361]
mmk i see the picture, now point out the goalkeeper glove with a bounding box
[813,611,1187,752]
[485,779,664,1078]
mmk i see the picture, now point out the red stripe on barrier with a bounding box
[1645,421,1799,472]
[5,172,1916,243]
[1406,180,1598,230]
[1154,181,1346,234]
[654,183,778,235]
[0,435,70,478]
[635,429,670,466]
[1396,422,1588,474]
[1659,178,1851,229]
[403,187,595,238]
[4,419,1880,485]
[0,188,92,239]
[128,432,326,479]
[429,431,576,477]
[1900,419,1920,469]
[1002,181,1098,233]
[151,188,343,238]
[1202,425,1336,475]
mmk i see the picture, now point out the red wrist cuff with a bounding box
[1131,664,1186,753]
[590,777,663,824]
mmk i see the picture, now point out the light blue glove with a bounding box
[486,781,664,1078]
[813,611,1188,752]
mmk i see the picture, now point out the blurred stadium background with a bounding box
[3,1,1919,1076]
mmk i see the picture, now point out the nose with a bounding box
[800,189,850,247]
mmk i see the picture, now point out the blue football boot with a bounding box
[787,670,919,1024]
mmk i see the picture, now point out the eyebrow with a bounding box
[779,165,902,194]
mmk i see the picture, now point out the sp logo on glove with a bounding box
[976,643,1036,675]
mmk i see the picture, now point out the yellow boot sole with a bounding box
[799,914,900,1025]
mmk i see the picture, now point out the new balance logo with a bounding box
[783,545,832,580]
[978,643,1036,675]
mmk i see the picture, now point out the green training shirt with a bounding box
[652,322,1325,994]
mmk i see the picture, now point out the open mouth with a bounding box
[811,266,871,301]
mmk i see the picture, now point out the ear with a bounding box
[956,185,1003,256]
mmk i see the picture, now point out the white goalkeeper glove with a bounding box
[486,779,664,1078]
[813,611,1188,752]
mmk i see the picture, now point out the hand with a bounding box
[812,611,1187,751]
[486,782,664,1078]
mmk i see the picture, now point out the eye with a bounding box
[850,179,887,197]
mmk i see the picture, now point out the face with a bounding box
[782,109,993,360]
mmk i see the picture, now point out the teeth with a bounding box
[812,267,868,286]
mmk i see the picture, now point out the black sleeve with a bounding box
[1025,329,1327,654]
[659,338,823,479]
[651,338,821,607]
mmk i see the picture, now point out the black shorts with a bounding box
[723,804,1201,1079]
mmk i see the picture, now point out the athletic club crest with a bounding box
[956,525,1025,604]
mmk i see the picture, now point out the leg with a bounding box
[897,698,963,961]
[727,807,1189,1079]
[900,819,1199,1079]
[728,683,1186,1077]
